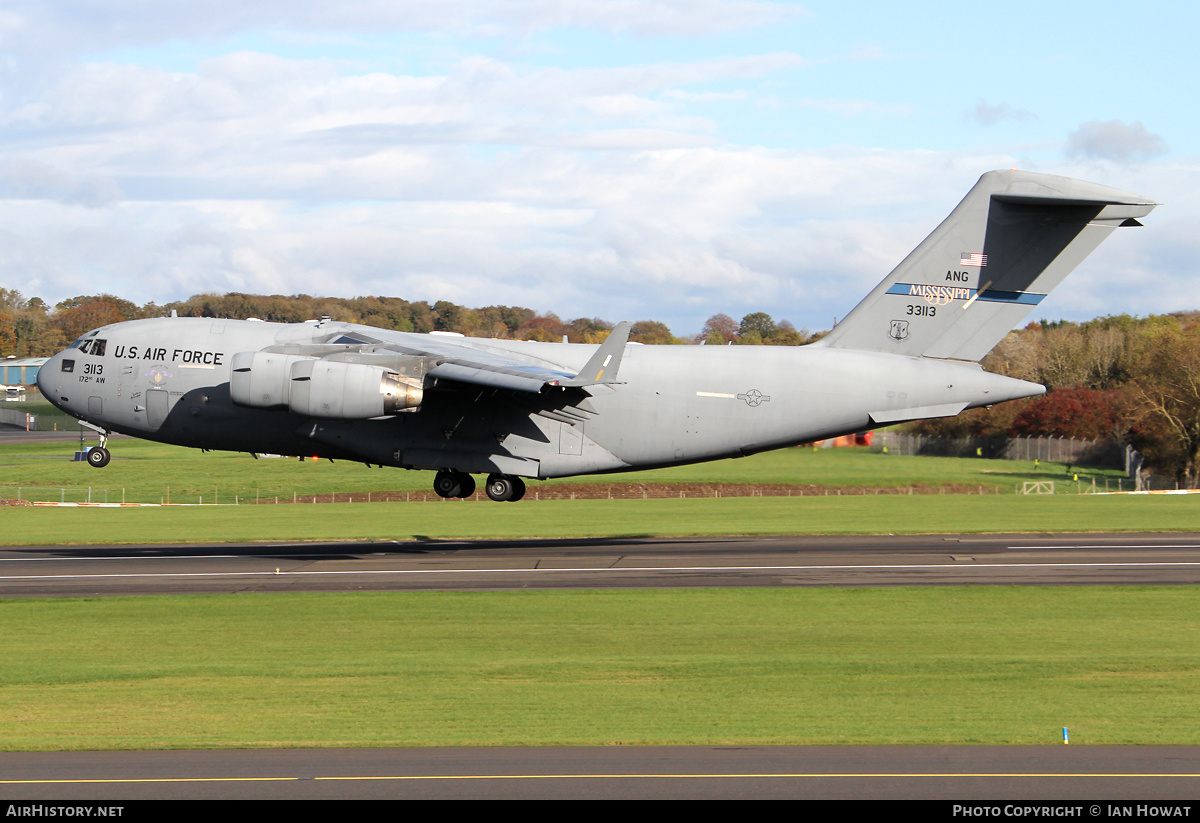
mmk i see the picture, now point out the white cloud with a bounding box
[1065,120,1168,164]
[971,100,1034,127]
[0,160,122,207]
[3,151,1191,336]
[0,1,806,58]
[788,98,913,117]
[0,2,1188,339]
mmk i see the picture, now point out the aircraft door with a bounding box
[559,423,583,455]
[146,389,170,429]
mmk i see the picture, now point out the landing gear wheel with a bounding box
[433,470,462,499]
[486,474,526,502]
[433,470,475,499]
[86,446,111,468]
[485,474,511,502]
[508,476,525,502]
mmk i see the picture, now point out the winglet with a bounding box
[563,321,632,386]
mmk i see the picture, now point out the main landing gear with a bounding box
[432,470,525,502]
[433,470,475,499]
[485,473,525,503]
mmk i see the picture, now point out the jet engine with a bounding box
[288,359,423,419]
[231,352,423,418]
[230,351,307,409]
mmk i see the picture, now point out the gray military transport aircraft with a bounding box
[37,170,1155,501]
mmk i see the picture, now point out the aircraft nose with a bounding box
[37,353,54,393]
[37,352,65,409]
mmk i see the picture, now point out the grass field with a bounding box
[1,587,1196,750]
[2,494,1199,546]
[0,437,1135,506]
[0,437,1191,545]
[3,435,1196,753]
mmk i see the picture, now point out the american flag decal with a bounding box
[959,252,987,267]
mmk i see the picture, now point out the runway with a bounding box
[2,745,1199,800]
[2,532,1200,597]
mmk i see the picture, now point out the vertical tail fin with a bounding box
[816,170,1156,361]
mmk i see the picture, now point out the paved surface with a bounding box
[2,533,1199,597]
[2,745,1199,800]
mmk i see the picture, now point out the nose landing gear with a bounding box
[85,428,113,469]
[86,446,111,468]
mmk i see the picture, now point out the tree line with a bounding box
[4,288,1200,485]
[918,313,1200,487]
[0,289,821,354]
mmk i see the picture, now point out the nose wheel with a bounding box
[85,429,112,468]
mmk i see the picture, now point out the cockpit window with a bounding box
[76,338,107,355]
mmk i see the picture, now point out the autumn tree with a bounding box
[768,319,807,346]
[1009,386,1138,440]
[516,314,568,342]
[1128,323,1200,487]
[700,313,738,345]
[0,307,15,353]
[52,294,143,341]
[567,317,612,344]
[629,320,677,345]
[0,290,65,357]
[738,312,775,344]
[432,300,464,332]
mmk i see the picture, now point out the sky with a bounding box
[1,0,1196,337]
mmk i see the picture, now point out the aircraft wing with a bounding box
[358,320,633,393]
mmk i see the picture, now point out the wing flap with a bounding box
[428,362,551,393]
[869,402,969,425]
[381,323,632,393]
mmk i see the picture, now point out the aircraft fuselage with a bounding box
[38,316,1039,481]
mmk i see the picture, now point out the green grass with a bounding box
[0,438,1133,506]
[2,438,1195,753]
[0,437,1189,545]
[1,587,1196,750]
[1,494,1199,546]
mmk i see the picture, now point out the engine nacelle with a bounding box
[230,351,309,409]
[288,359,423,419]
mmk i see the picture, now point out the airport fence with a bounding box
[870,432,1184,491]
[0,476,1157,503]
[0,407,76,432]
[0,486,430,505]
[871,431,1123,465]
